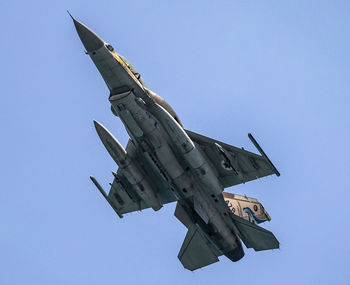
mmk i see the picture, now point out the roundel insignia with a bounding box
[221,160,233,171]
[253,205,258,211]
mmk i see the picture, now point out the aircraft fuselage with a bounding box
[72,16,244,262]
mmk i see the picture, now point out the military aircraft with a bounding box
[70,14,280,271]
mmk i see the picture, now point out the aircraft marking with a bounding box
[243,207,265,224]
[221,160,233,171]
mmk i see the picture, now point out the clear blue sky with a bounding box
[1,1,350,284]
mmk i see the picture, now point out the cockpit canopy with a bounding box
[117,55,183,127]
[144,88,183,127]
[119,55,148,87]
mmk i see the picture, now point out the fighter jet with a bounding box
[71,14,280,271]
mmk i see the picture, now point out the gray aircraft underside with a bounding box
[71,14,280,271]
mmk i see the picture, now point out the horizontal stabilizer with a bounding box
[178,224,220,271]
[230,213,279,251]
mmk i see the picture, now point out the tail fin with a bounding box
[223,192,271,224]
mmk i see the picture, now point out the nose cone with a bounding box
[69,13,104,52]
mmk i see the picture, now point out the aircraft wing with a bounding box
[185,130,280,188]
[95,140,179,218]
[107,169,178,215]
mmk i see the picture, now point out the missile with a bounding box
[90,176,123,218]
[248,133,280,177]
[93,120,162,211]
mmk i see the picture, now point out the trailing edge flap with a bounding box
[230,212,279,251]
[178,224,220,271]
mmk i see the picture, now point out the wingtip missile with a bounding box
[90,176,124,218]
[90,176,108,199]
[248,133,280,177]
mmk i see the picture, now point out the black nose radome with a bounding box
[69,12,104,52]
